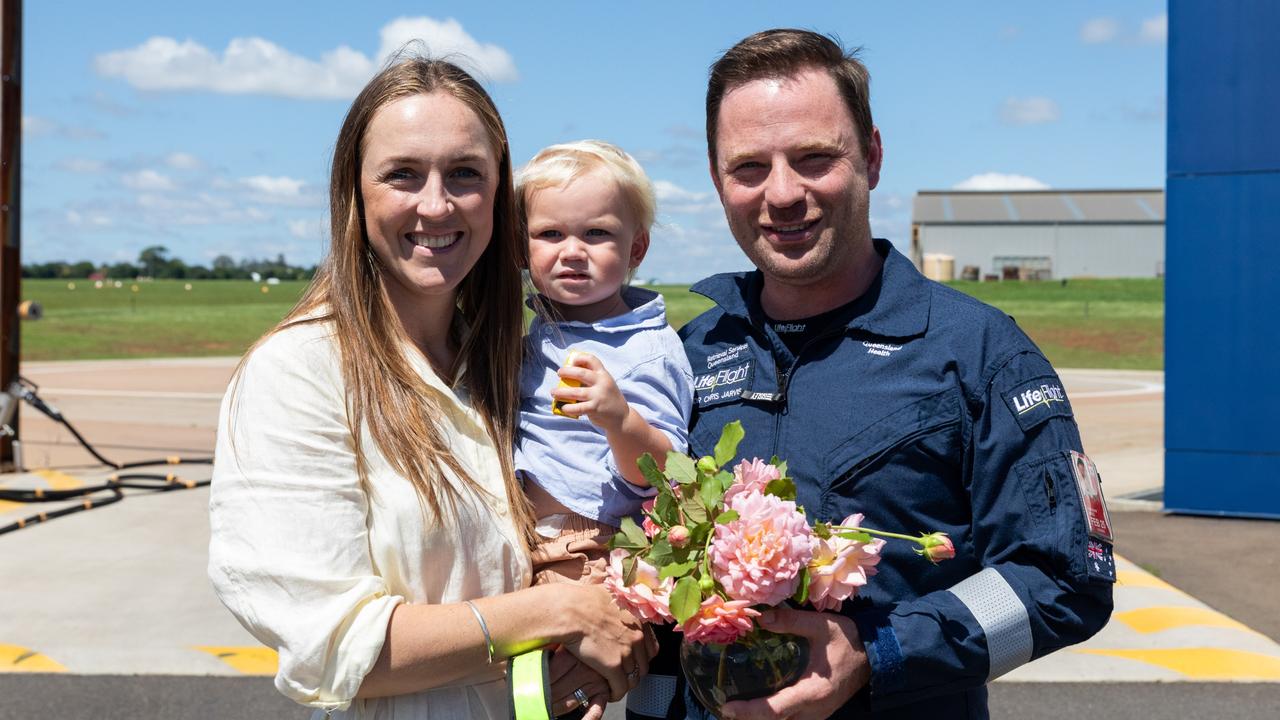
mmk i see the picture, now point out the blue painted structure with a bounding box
[1165,0,1280,517]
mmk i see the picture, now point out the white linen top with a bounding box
[208,319,531,719]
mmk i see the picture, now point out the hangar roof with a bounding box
[912,189,1164,225]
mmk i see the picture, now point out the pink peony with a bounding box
[724,458,781,503]
[918,533,956,564]
[604,549,674,623]
[807,513,886,611]
[710,490,814,606]
[640,498,660,538]
[677,595,761,645]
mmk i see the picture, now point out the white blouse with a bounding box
[208,320,531,718]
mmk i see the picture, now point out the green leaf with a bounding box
[837,531,873,543]
[774,459,788,479]
[618,517,649,548]
[649,537,674,564]
[658,559,697,580]
[714,510,740,524]
[609,528,644,551]
[623,555,637,584]
[764,476,797,501]
[812,521,832,539]
[714,421,745,467]
[699,473,724,511]
[792,569,810,605]
[637,453,667,487]
[666,452,698,485]
[670,577,702,623]
[716,470,735,492]
[682,498,708,524]
[655,493,679,526]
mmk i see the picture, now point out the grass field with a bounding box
[19,277,1163,369]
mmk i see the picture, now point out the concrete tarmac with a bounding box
[2,359,1276,718]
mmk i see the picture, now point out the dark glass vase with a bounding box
[678,628,809,718]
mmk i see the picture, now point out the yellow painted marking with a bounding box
[0,499,19,514]
[1115,569,1182,593]
[1075,647,1280,680]
[1114,606,1257,635]
[32,469,84,491]
[194,646,278,675]
[0,644,67,673]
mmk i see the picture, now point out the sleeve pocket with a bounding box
[1013,452,1089,583]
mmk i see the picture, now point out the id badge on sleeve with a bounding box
[1069,450,1113,542]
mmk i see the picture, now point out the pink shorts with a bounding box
[530,512,618,586]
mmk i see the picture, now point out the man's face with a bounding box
[711,67,882,291]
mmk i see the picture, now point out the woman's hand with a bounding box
[548,648,609,719]
[559,584,656,701]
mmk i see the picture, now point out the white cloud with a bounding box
[94,17,516,100]
[65,209,114,228]
[377,17,518,82]
[653,180,709,204]
[288,217,328,240]
[1140,14,1168,44]
[999,97,1060,125]
[121,169,176,191]
[23,115,56,137]
[22,114,103,140]
[57,158,107,174]
[241,175,305,197]
[953,173,1050,191]
[1080,17,1120,44]
[165,152,203,170]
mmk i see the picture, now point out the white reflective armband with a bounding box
[948,567,1033,680]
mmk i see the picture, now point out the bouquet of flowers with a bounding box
[605,421,954,712]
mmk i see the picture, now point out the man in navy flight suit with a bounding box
[626,29,1115,720]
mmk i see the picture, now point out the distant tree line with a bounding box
[22,245,317,281]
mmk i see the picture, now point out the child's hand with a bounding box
[552,353,630,432]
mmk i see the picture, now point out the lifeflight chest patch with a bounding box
[1003,377,1073,432]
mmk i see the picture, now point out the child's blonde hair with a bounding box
[517,140,656,232]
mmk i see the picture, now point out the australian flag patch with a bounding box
[1086,539,1117,583]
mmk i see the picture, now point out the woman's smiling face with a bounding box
[360,92,499,316]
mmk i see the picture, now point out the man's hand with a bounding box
[718,607,870,720]
[552,353,629,432]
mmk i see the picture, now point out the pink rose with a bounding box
[710,489,814,606]
[604,549,674,623]
[640,498,660,538]
[918,533,956,564]
[807,513,886,611]
[724,458,781,503]
[677,595,761,645]
[668,525,691,548]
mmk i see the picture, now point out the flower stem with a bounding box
[830,525,928,545]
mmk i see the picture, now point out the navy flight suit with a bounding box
[677,240,1115,719]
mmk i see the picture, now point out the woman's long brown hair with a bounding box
[241,57,535,550]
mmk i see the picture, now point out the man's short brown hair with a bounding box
[706,29,873,169]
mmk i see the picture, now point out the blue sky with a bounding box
[22,1,1167,282]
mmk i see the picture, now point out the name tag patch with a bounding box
[1003,377,1073,432]
[694,362,751,406]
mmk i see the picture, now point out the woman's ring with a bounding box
[573,688,589,707]
[627,668,640,682]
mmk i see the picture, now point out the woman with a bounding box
[208,57,649,719]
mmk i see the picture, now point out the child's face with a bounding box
[525,167,649,322]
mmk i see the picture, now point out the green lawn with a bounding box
[20,278,1163,369]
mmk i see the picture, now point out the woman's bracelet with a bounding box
[464,600,495,665]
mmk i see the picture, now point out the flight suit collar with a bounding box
[690,238,931,340]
